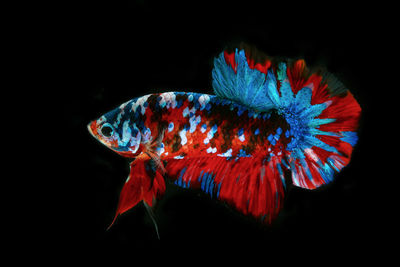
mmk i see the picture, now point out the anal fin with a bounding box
[165,154,286,223]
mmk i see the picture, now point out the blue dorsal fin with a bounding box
[212,49,276,112]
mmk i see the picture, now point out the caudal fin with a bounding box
[212,46,361,189]
[279,59,361,189]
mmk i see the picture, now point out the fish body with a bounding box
[89,92,289,162]
[88,46,361,227]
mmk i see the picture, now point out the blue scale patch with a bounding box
[168,122,174,132]
[285,129,290,138]
[235,149,252,160]
[236,105,246,116]
[176,99,183,108]
[200,123,207,133]
[209,124,218,136]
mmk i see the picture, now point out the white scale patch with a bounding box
[198,94,210,110]
[206,146,217,153]
[156,142,165,155]
[141,127,152,144]
[159,92,177,109]
[128,138,141,154]
[132,94,150,115]
[217,148,232,157]
[182,106,196,118]
[98,116,106,125]
[189,115,201,133]
[204,125,217,144]
[200,124,207,133]
[120,120,132,145]
[114,103,128,128]
[179,129,187,146]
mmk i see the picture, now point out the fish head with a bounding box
[88,106,142,158]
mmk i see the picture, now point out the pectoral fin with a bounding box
[108,154,166,229]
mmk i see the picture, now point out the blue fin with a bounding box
[212,47,361,190]
[212,49,275,112]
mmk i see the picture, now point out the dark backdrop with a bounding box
[61,2,386,259]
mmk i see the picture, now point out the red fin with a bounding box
[165,155,285,223]
[224,46,271,75]
[287,59,308,94]
[283,59,361,190]
[224,51,237,72]
[108,155,166,229]
[318,91,361,133]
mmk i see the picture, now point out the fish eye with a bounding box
[100,123,114,138]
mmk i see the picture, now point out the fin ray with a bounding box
[165,155,285,223]
[212,49,275,112]
[109,155,166,228]
[212,46,361,190]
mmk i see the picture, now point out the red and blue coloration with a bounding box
[88,46,361,230]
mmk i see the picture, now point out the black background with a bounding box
[60,2,390,260]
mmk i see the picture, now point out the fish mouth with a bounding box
[87,121,98,139]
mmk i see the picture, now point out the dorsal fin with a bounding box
[224,43,272,74]
[212,47,275,112]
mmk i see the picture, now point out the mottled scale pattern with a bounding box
[131,92,291,161]
[88,46,361,227]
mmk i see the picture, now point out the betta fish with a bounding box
[88,45,361,237]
